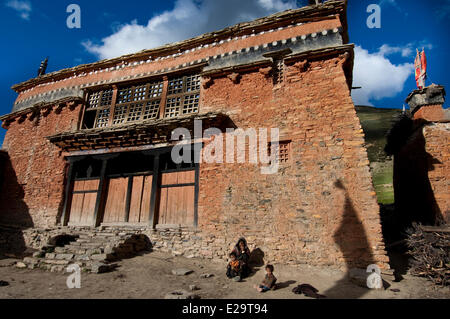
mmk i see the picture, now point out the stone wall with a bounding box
[196,54,388,269]
[0,55,389,270]
[424,123,450,223]
[394,122,449,226]
[0,150,7,193]
[0,104,82,228]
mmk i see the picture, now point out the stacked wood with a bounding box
[406,224,450,286]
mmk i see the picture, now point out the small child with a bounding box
[226,252,242,281]
[254,265,277,293]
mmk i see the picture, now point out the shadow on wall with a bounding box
[393,130,445,228]
[386,115,445,229]
[0,151,34,259]
[323,179,376,299]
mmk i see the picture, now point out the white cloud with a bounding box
[352,45,414,106]
[5,0,32,20]
[378,42,433,59]
[83,0,297,60]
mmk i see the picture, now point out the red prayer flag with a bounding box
[421,49,427,79]
[415,49,427,89]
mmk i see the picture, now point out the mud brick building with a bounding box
[0,1,390,269]
[391,85,449,226]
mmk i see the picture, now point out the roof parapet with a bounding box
[11,0,348,93]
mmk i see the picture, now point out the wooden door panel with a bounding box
[69,193,84,224]
[69,179,100,226]
[81,193,97,225]
[184,186,195,225]
[162,172,178,185]
[158,169,196,226]
[129,176,144,223]
[178,170,195,184]
[84,180,100,191]
[141,176,152,222]
[103,177,128,223]
[73,180,85,192]
[159,188,168,225]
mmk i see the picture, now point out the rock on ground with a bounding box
[172,268,194,276]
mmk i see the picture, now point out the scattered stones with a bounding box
[18,228,151,274]
[164,290,200,300]
[200,273,214,279]
[16,262,27,269]
[348,268,383,289]
[90,254,109,261]
[33,251,45,258]
[50,266,65,273]
[90,262,115,274]
[189,285,199,291]
[172,268,194,276]
[56,254,74,261]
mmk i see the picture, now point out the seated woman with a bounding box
[231,238,251,279]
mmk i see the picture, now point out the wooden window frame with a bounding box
[81,88,115,129]
[81,72,201,129]
[165,74,201,118]
[113,81,164,125]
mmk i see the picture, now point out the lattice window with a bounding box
[85,89,114,129]
[168,78,184,95]
[83,74,200,129]
[273,58,285,85]
[165,74,201,118]
[88,91,102,109]
[113,80,164,125]
[269,141,291,164]
[100,89,114,106]
[143,100,161,120]
[186,75,201,92]
[113,105,128,125]
[117,88,133,104]
[127,103,144,122]
[183,94,200,114]
[165,97,181,118]
[133,85,147,102]
[148,82,164,98]
[95,108,110,128]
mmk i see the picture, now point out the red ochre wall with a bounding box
[0,15,389,269]
[196,55,388,269]
[0,105,81,228]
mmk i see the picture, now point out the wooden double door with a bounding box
[68,170,196,226]
[102,175,153,224]
[66,151,198,227]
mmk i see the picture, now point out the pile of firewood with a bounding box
[406,224,450,286]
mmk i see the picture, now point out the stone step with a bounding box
[21,230,150,274]
[44,253,75,261]
[77,235,115,241]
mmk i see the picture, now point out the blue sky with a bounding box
[0,0,449,145]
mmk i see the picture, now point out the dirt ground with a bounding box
[0,251,448,299]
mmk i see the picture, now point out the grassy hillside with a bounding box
[355,106,402,205]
